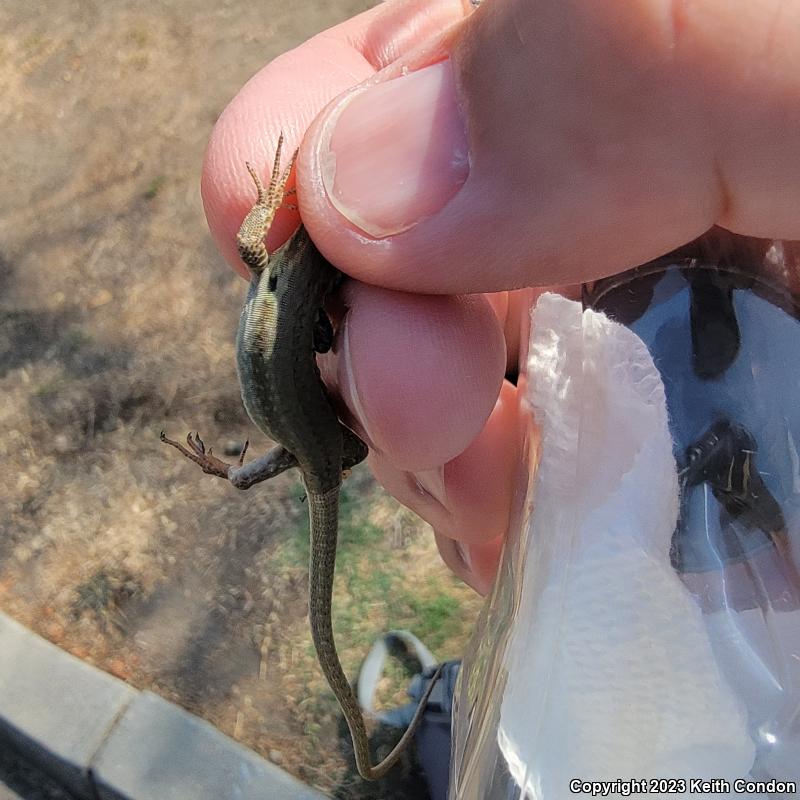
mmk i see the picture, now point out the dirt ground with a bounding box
[0,3,483,797]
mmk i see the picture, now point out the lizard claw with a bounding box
[160,430,236,480]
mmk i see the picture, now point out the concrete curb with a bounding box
[0,613,326,799]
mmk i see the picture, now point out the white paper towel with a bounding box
[497,294,756,799]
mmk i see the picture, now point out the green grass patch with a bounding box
[144,175,166,200]
[260,471,481,720]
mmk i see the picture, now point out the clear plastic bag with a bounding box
[450,240,800,799]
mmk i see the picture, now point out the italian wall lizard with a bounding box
[161,135,443,780]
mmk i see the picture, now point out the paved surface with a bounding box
[0,748,75,800]
[0,613,326,800]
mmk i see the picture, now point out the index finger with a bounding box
[201,0,473,279]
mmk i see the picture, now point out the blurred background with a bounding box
[0,2,482,797]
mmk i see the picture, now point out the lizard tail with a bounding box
[308,488,443,781]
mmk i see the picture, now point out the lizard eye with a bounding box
[267,273,278,292]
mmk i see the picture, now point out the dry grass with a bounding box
[0,2,483,796]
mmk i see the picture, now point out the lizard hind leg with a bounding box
[227,444,299,490]
[160,431,299,490]
[341,427,369,473]
[160,431,244,479]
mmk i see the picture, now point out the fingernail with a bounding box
[413,466,449,508]
[337,310,376,447]
[453,540,474,577]
[321,60,469,238]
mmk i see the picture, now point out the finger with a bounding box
[321,281,507,469]
[300,0,800,293]
[435,531,505,596]
[370,381,520,594]
[201,0,472,278]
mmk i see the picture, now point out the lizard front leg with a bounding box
[160,431,298,490]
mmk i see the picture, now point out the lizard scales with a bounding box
[162,136,441,780]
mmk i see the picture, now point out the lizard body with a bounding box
[162,136,441,780]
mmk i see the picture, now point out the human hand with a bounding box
[201,0,800,594]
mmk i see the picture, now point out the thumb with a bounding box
[300,0,800,294]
